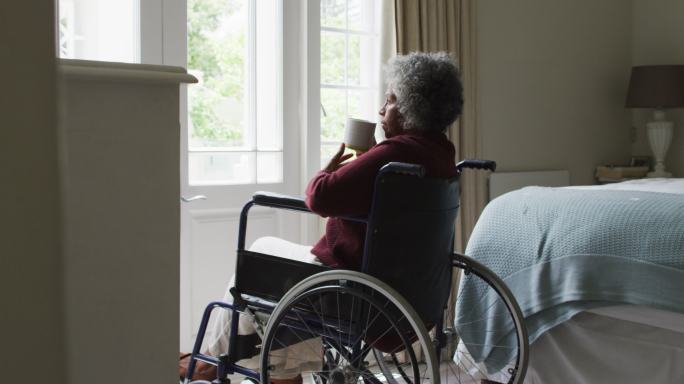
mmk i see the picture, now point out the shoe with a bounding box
[179,352,217,381]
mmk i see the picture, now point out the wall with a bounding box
[0,1,65,383]
[59,61,192,383]
[477,0,633,185]
[631,0,684,177]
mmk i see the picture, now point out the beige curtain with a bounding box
[394,0,486,251]
[393,0,487,358]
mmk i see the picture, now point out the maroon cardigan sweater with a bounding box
[305,130,458,269]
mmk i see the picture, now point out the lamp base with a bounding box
[647,169,672,178]
[646,113,673,179]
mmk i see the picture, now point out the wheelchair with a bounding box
[184,160,529,384]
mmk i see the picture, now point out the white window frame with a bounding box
[183,1,284,186]
[139,0,284,187]
[56,0,141,62]
[53,0,359,202]
[319,1,381,163]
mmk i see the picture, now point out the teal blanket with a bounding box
[456,187,684,372]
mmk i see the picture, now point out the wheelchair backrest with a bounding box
[361,162,459,325]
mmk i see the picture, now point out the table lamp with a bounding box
[625,65,684,178]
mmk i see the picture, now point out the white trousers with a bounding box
[203,236,323,379]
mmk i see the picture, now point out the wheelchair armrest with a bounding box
[456,159,497,172]
[252,191,311,213]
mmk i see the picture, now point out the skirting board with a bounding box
[489,170,570,201]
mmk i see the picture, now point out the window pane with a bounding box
[321,88,346,142]
[320,0,345,28]
[321,31,345,85]
[58,0,139,62]
[320,0,379,170]
[348,90,377,122]
[188,0,247,149]
[189,152,255,185]
[347,35,360,86]
[256,0,281,151]
[257,152,283,184]
[347,0,375,32]
[347,35,376,87]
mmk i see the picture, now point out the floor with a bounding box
[219,362,484,384]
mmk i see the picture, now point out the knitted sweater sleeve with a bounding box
[305,141,402,217]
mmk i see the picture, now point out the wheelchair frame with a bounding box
[183,160,529,384]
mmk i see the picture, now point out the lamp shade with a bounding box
[625,65,684,108]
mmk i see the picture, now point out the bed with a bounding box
[457,178,684,383]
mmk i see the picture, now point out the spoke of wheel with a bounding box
[270,327,322,364]
[336,290,343,352]
[268,316,324,367]
[448,360,462,384]
[339,299,416,383]
[305,294,338,342]
[457,340,518,350]
[455,345,493,382]
[346,295,405,356]
[384,352,410,383]
[358,331,422,383]
[347,306,386,361]
[452,352,483,383]
[347,294,356,349]
[454,312,515,328]
[347,316,406,370]
[455,275,505,331]
[366,342,418,383]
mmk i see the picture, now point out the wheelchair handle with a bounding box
[456,159,497,172]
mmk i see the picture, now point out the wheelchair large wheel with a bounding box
[442,253,528,384]
[260,270,438,384]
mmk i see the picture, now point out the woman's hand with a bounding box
[354,137,377,157]
[323,143,353,172]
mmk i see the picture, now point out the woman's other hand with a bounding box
[354,137,377,157]
[323,143,353,172]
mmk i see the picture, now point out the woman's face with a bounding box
[379,91,402,138]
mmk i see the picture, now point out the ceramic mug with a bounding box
[344,118,376,152]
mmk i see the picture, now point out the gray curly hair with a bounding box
[385,52,463,132]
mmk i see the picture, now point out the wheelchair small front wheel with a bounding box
[260,270,438,384]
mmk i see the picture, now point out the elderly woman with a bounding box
[180,51,463,382]
[307,51,462,270]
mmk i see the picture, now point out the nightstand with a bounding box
[595,165,648,184]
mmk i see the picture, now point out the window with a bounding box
[58,0,140,63]
[187,0,282,185]
[57,0,282,186]
[320,0,380,166]
[57,0,382,184]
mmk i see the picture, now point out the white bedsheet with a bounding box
[527,178,684,384]
[526,310,684,384]
[587,305,684,334]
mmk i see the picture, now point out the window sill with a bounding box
[58,59,198,85]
